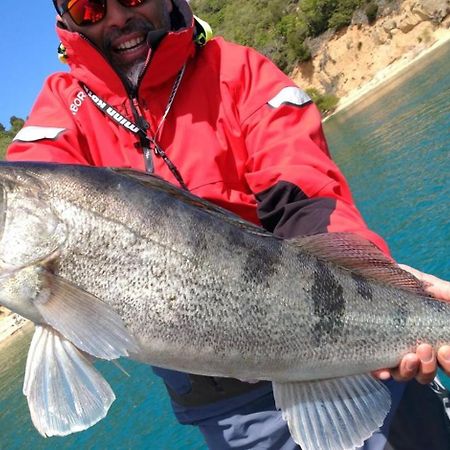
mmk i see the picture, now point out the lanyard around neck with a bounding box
[81,65,188,190]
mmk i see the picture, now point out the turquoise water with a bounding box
[0,327,206,450]
[324,42,449,279]
[0,42,449,449]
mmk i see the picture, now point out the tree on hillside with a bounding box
[9,116,25,135]
[0,116,25,159]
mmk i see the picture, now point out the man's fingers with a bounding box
[373,345,450,384]
[390,354,420,382]
[398,264,450,301]
[437,345,450,376]
[415,344,437,384]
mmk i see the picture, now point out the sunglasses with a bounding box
[53,0,146,26]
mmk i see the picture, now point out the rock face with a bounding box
[292,0,450,101]
[411,0,449,21]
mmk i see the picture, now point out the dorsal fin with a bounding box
[110,168,274,237]
[289,232,428,296]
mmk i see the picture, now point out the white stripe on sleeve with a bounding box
[13,126,66,142]
[268,87,311,108]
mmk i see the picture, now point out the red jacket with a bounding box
[7,6,388,254]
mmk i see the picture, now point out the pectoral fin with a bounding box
[34,270,140,359]
[272,374,391,450]
[24,325,115,437]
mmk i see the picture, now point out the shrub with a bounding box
[0,116,25,159]
[328,11,353,30]
[328,0,363,30]
[365,2,379,24]
[306,88,340,114]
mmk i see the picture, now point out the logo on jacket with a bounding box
[70,90,88,115]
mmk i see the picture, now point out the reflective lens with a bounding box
[66,0,105,26]
[58,0,146,26]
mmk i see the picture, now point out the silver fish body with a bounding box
[0,162,448,449]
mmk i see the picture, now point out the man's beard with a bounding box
[122,60,146,87]
[102,14,171,87]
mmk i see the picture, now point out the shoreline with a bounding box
[325,30,450,120]
[0,312,29,345]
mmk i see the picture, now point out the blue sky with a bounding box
[0,2,65,128]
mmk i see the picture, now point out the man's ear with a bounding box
[165,0,174,13]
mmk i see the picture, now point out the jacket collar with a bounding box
[57,0,196,103]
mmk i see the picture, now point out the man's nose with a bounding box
[104,0,135,28]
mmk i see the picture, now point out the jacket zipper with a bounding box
[130,48,159,173]
[129,96,154,173]
[77,33,187,180]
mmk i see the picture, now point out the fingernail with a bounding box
[420,347,433,363]
[379,371,391,380]
[406,360,417,371]
[441,347,450,362]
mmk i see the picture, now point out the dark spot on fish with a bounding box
[312,260,346,345]
[242,238,282,287]
[393,300,409,329]
[351,273,373,301]
[224,227,247,249]
[186,224,208,253]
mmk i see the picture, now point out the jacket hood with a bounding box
[56,0,196,102]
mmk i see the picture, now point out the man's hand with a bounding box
[372,264,450,384]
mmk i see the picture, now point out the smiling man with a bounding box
[55,0,173,85]
[7,1,450,449]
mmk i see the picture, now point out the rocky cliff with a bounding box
[292,0,450,101]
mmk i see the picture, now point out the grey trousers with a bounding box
[198,379,450,450]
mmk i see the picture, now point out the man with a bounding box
[7,1,450,448]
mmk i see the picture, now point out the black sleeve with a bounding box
[255,180,337,239]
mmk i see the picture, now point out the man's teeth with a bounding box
[116,37,145,51]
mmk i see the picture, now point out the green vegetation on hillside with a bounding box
[0,117,24,159]
[191,0,380,73]
[305,88,339,114]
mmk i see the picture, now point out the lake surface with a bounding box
[0,42,448,449]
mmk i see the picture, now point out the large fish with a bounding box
[0,162,448,450]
